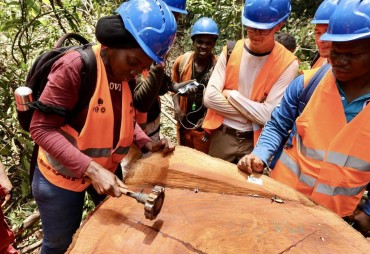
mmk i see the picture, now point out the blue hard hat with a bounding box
[311,0,339,24]
[321,0,370,42]
[242,0,291,30]
[116,0,177,64]
[163,0,188,14]
[191,17,219,39]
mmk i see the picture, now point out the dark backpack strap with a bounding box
[53,33,90,48]
[29,101,68,116]
[70,44,97,117]
[298,63,331,114]
[310,51,321,68]
[226,40,236,64]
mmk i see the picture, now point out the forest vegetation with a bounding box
[0,0,322,252]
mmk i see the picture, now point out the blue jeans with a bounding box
[32,166,85,254]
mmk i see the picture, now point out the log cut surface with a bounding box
[68,146,369,253]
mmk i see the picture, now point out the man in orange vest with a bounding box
[29,1,176,253]
[310,0,339,69]
[0,162,18,254]
[132,0,191,142]
[202,0,298,163]
[237,0,370,236]
[172,17,218,154]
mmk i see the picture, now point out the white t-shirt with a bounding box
[204,39,299,131]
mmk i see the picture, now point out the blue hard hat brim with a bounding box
[321,32,370,42]
[242,12,288,30]
[191,32,219,38]
[117,4,164,64]
[168,6,188,15]
[119,22,163,64]
[310,19,329,24]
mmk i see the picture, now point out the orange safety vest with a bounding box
[174,52,217,112]
[311,56,327,69]
[202,39,296,144]
[271,68,370,217]
[38,44,134,192]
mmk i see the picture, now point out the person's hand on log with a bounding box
[237,154,265,174]
[84,161,127,197]
[144,138,175,156]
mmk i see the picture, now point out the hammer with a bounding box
[119,185,165,220]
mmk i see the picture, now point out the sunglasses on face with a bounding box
[246,27,273,35]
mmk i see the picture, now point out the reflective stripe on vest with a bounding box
[202,39,296,145]
[315,183,367,197]
[38,44,134,192]
[81,146,130,157]
[278,152,317,187]
[326,152,370,171]
[279,151,367,198]
[279,136,369,194]
[272,69,370,216]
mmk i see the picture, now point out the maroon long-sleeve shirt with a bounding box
[30,50,151,178]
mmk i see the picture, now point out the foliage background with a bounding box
[0,0,322,251]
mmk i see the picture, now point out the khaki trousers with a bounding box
[209,127,253,164]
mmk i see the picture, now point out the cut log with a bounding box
[68,146,369,253]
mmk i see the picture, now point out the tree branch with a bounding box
[49,0,68,34]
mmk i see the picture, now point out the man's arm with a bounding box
[133,122,152,149]
[30,52,92,178]
[133,64,167,113]
[252,75,304,165]
[238,75,304,173]
[227,60,299,125]
[203,52,246,122]
[133,123,175,156]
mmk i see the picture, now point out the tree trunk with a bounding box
[68,146,369,253]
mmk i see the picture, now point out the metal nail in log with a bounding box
[119,185,165,220]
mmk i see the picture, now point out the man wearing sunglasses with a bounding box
[203,0,298,163]
[237,0,370,236]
